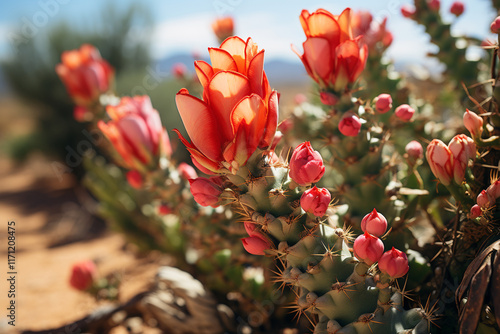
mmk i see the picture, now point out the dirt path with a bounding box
[0,156,167,333]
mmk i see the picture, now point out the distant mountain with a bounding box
[155,53,308,85]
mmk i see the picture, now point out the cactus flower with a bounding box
[448,134,476,184]
[241,235,271,255]
[56,44,114,107]
[374,93,392,113]
[477,190,490,208]
[172,63,187,79]
[491,16,500,34]
[426,139,453,185]
[289,142,325,186]
[319,91,339,106]
[158,204,173,215]
[69,260,96,291]
[189,176,224,208]
[98,96,172,171]
[378,247,409,279]
[401,5,416,18]
[293,8,368,92]
[353,232,384,266]
[361,209,387,237]
[428,0,440,11]
[178,162,198,181]
[338,112,361,137]
[126,170,143,189]
[486,180,500,203]
[301,186,331,217]
[211,16,234,43]
[470,204,481,219]
[175,37,278,174]
[395,104,415,121]
[450,1,465,16]
[463,109,483,139]
[405,140,424,160]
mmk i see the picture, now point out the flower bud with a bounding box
[401,5,416,18]
[172,63,187,79]
[428,0,440,11]
[338,112,361,137]
[320,91,339,106]
[178,162,198,180]
[470,204,481,219]
[241,235,271,255]
[426,139,453,186]
[353,232,384,266]
[374,93,392,113]
[301,186,331,217]
[158,204,173,215]
[491,16,500,34]
[361,209,387,237]
[450,1,464,16]
[477,190,490,208]
[448,134,475,184]
[463,109,483,139]
[395,104,415,121]
[69,260,96,291]
[126,170,143,189]
[486,180,500,203]
[405,140,424,160]
[289,142,325,186]
[189,176,224,207]
[378,247,409,279]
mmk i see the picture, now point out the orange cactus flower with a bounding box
[212,17,234,43]
[56,44,114,107]
[175,36,279,174]
[293,8,368,92]
[98,95,172,171]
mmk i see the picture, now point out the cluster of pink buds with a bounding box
[353,209,409,279]
[372,93,415,122]
[470,180,500,218]
[426,134,476,186]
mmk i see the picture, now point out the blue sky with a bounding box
[0,0,495,66]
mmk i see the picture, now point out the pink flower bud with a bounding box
[448,134,475,184]
[294,93,308,105]
[450,1,464,16]
[428,0,440,11]
[470,204,481,219]
[320,91,339,106]
[405,140,424,160]
[338,112,361,137]
[178,162,198,180]
[477,190,490,208]
[73,106,90,122]
[491,16,500,34]
[353,232,384,266]
[126,170,143,189]
[361,209,387,237]
[395,104,415,121]
[378,247,409,279]
[300,186,331,217]
[374,93,392,113]
[289,142,325,186]
[463,109,483,139]
[172,63,187,79]
[189,176,224,207]
[426,139,453,186]
[241,235,271,255]
[401,5,416,18]
[69,260,96,291]
[486,180,500,203]
[158,204,173,215]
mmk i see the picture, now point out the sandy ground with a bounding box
[0,156,169,333]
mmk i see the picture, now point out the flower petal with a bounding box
[304,11,340,47]
[194,60,214,89]
[220,36,247,73]
[247,50,265,97]
[260,90,279,148]
[207,71,252,142]
[302,37,332,85]
[208,47,238,73]
[337,8,353,43]
[175,89,223,161]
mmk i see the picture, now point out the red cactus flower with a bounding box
[378,247,409,279]
[69,260,96,291]
[175,37,278,174]
[289,142,325,186]
[361,209,387,237]
[353,232,384,266]
[300,186,331,217]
